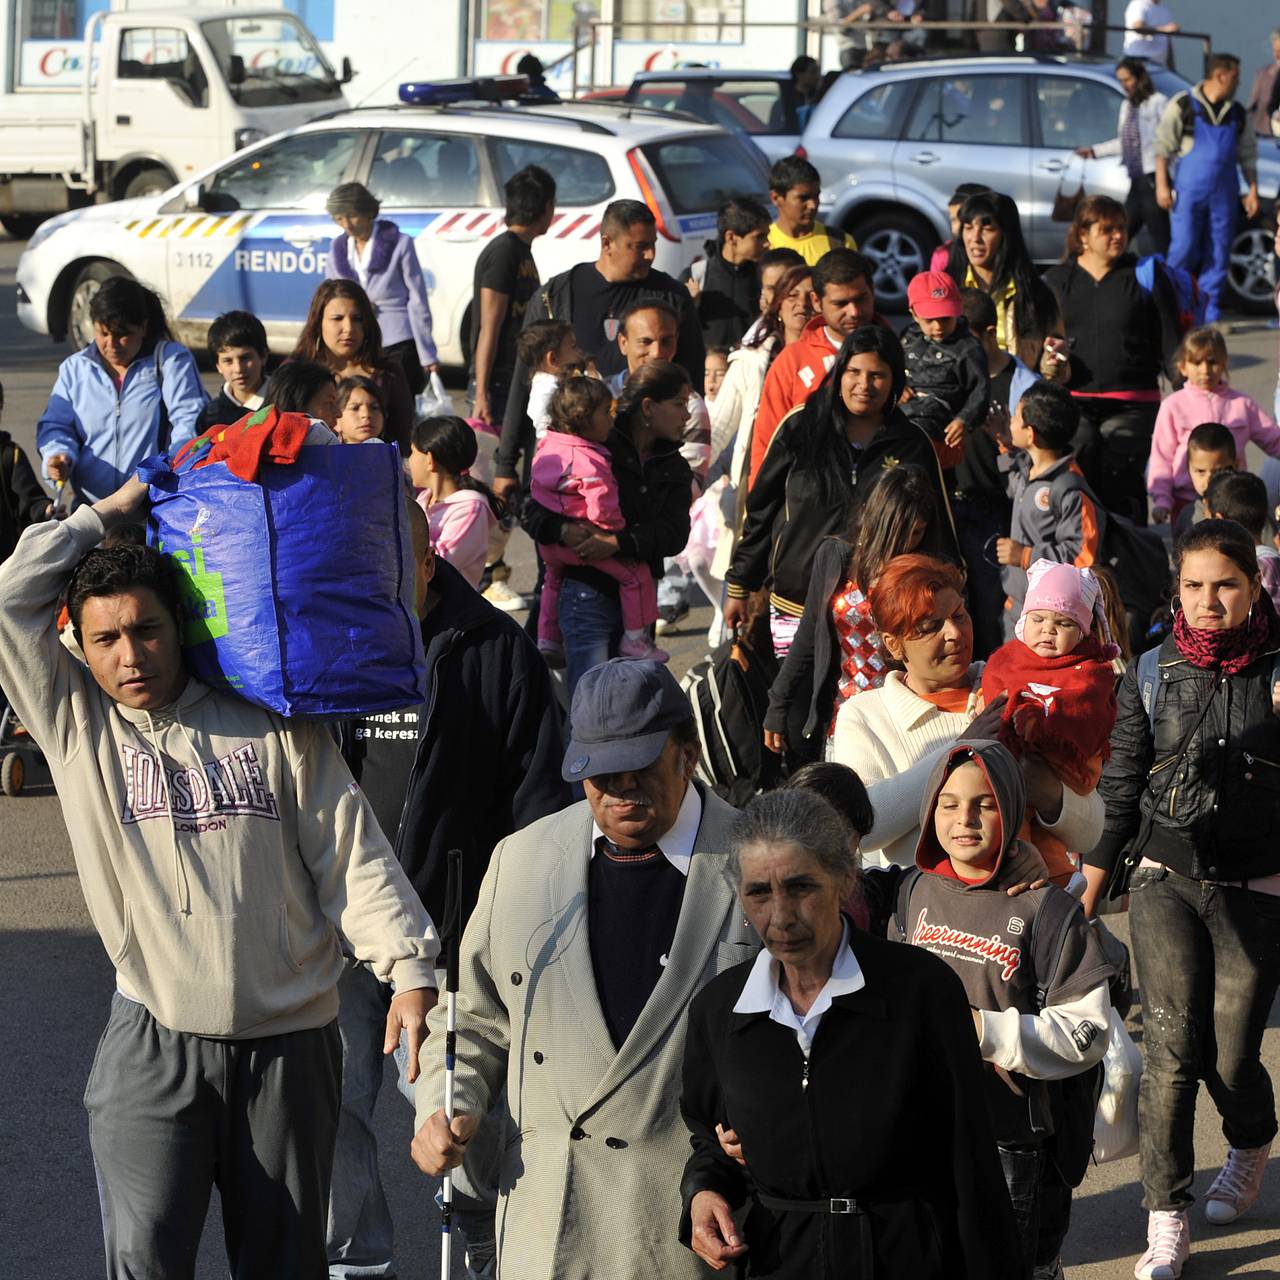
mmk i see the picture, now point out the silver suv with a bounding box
[801,55,1280,313]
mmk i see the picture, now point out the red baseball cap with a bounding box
[907,270,962,319]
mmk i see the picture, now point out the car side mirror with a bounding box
[340,56,354,85]
[183,183,206,211]
[228,54,246,87]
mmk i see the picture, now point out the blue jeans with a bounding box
[327,964,497,1280]
[560,577,622,697]
[997,1143,1044,1280]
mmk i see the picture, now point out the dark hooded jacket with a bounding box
[887,740,1112,1145]
[0,431,50,563]
[338,556,570,928]
[685,238,760,348]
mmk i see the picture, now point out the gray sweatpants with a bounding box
[85,993,341,1279]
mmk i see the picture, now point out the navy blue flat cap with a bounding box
[562,659,691,781]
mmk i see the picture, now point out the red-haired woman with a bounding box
[831,553,1104,868]
[293,279,414,452]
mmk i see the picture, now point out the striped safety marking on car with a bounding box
[424,210,601,240]
[123,213,254,240]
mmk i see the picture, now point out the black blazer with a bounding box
[679,930,1023,1280]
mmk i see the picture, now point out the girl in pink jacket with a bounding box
[532,376,664,663]
[1148,326,1280,522]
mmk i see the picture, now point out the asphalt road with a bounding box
[1,232,1277,1278]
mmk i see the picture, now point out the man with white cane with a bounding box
[411,659,759,1279]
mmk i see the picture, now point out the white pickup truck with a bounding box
[0,4,350,236]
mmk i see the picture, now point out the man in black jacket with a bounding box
[328,502,568,1280]
[493,199,706,501]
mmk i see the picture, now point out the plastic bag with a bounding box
[415,371,452,421]
[1093,1009,1143,1163]
[143,443,425,718]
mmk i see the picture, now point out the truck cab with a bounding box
[0,7,349,233]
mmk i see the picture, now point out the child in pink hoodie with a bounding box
[1148,325,1280,523]
[532,375,664,664]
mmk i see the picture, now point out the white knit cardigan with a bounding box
[831,664,1105,867]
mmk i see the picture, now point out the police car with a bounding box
[15,77,770,367]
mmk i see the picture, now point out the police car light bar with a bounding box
[399,76,529,106]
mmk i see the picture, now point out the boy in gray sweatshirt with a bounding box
[0,474,440,1276]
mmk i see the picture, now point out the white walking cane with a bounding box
[440,847,462,1280]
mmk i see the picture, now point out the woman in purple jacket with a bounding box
[325,182,437,396]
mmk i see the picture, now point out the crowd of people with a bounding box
[1,40,1279,1280]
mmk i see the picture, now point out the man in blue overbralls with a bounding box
[1155,52,1260,323]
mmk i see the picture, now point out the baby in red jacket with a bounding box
[982,561,1119,882]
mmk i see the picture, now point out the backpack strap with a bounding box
[1027,887,1086,1011]
[1136,643,1162,734]
[892,866,924,943]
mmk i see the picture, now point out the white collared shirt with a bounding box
[733,920,865,1054]
[590,781,703,877]
[222,384,265,413]
[350,234,372,290]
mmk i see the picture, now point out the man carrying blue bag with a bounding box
[0,472,441,1277]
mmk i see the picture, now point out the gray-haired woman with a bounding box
[325,181,437,395]
[678,788,1022,1278]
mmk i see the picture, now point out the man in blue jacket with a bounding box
[329,501,568,1280]
[37,278,206,502]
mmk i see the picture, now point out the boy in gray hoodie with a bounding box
[0,474,440,1276]
[890,740,1113,1280]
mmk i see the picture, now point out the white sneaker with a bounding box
[1134,1210,1190,1280]
[1205,1142,1270,1224]
[482,579,527,612]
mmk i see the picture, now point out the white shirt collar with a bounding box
[590,781,702,877]
[222,384,265,412]
[733,919,864,1052]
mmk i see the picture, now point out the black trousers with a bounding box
[952,493,1011,661]
[86,994,342,1279]
[1126,173,1171,256]
[1071,398,1159,527]
[384,338,426,396]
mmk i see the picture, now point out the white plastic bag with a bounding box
[1093,1009,1143,1163]
[414,371,452,421]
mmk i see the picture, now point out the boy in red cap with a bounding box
[901,269,989,468]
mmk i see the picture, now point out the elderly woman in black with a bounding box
[722,324,958,660]
[1083,519,1280,1280]
[679,788,1023,1279]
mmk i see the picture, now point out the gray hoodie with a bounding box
[890,739,1113,1144]
[0,506,439,1038]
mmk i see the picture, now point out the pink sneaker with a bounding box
[1134,1210,1190,1280]
[1205,1142,1271,1224]
[617,635,669,663]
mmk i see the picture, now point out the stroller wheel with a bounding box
[1,752,24,797]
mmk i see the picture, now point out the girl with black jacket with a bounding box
[1084,520,1280,1280]
[723,326,958,660]
[762,464,936,766]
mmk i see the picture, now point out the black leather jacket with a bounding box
[1088,633,1280,884]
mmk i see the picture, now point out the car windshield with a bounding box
[641,134,769,214]
[201,16,341,107]
[630,78,796,136]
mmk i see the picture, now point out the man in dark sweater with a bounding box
[493,199,706,501]
[683,195,771,348]
[329,502,568,1280]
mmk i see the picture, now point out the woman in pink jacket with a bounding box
[1148,326,1280,522]
[532,376,665,664]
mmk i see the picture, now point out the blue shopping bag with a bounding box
[141,443,425,718]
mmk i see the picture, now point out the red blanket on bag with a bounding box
[981,634,1117,795]
[170,406,313,482]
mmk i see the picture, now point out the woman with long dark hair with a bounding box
[1076,57,1171,253]
[946,190,1068,377]
[723,324,957,659]
[763,464,935,765]
[1084,519,1280,1279]
[293,279,414,452]
[1044,194,1182,523]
